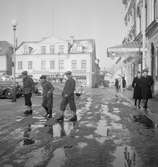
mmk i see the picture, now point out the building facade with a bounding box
[16,36,100,87]
[108,0,158,95]
[0,41,13,75]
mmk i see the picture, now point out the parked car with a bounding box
[0,75,23,99]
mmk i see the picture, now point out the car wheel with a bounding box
[5,89,12,99]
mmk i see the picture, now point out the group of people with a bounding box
[115,76,126,92]
[21,70,77,122]
[132,69,154,111]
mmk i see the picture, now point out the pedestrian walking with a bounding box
[115,78,120,93]
[40,75,54,119]
[141,69,154,111]
[122,76,126,91]
[132,71,142,108]
[22,71,34,115]
[57,71,77,122]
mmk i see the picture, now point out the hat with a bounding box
[143,68,148,73]
[65,71,72,75]
[40,75,47,79]
[21,71,28,76]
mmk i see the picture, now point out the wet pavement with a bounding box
[0,88,158,167]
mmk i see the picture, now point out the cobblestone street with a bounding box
[0,88,158,167]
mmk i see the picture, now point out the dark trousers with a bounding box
[60,95,76,113]
[24,93,32,107]
[143,99,148,109]
[42,93,53,115]
[134,99,141,107]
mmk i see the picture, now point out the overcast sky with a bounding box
[0,0,125,70]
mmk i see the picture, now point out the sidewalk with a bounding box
[120,89,158,114]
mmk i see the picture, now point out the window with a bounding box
[18,61,22,70]
[41,60,46,71]
[59,60,64,70]
[71,60,77,69]
[28,47,33,54]
[50,45,55,54]
[155,0,158,19]
[81,60,87,70]
[28,61,32,70]
[58,45,64,54]
[50,60,55,70]
[41,46,46,54]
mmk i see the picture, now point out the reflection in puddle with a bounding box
[23,125,35,145]
[112,145,140,167]
[133,114,154,128]
[47,148,66,167]
[47,121,76,138]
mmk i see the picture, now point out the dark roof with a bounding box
[0,41,13,56]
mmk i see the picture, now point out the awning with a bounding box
[107,41,147,57]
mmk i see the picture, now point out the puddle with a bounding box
[111,122,123,130]
[24,147,49,167]
[122,101,131,107]
[113,108,120,113]
[84,134,94,139]
[10,128,23,139]
[95,120,109,137]
[77,142,88,149]
[112,145,141,167]
[47,148,66,167]
[95,137,107,144]
[85,123,95,128]
[101,105,121,121]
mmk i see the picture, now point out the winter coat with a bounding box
[141,75,154,99]
[62,77,76,97]
[132,77,142,99]
[23,76,34,94]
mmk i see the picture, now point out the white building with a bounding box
[16,36,100,87]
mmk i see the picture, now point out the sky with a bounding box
[0,0,125,70]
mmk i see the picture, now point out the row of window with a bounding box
[24,45,65,54]
[17,60,87,70]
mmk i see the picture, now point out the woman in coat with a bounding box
[132,71,142,108]
[141,69,154,110]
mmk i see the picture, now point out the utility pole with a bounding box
[11,20,17,102]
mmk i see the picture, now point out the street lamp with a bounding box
[11,19,17,102]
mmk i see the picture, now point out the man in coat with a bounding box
[132,71,142,108]
[22,71,34,115]
[57,71,77,121]
[141,69,154,111]
[40,75,54,118]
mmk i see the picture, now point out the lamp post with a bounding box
[11,19,17,102]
